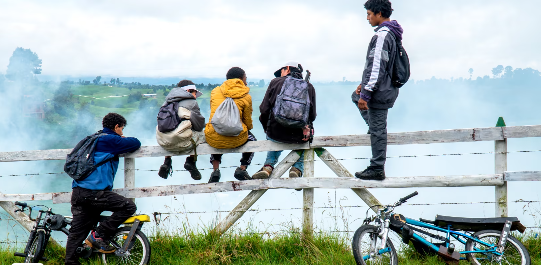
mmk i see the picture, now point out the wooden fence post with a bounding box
[495,117,508,217]
[124,158,136,201]
[302,149,315,237]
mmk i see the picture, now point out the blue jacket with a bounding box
[72,128,141,191]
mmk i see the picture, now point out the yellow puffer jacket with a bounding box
[205,79,253,149]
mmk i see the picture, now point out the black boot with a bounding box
[184,157,202,180]
[158,157,173,179]
[234,167,251,181]
[355,166,385,181]
[208,169,221,183]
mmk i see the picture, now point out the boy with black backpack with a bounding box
[65,113,141,265]
[252,62,316,181]
[352,0,409,181]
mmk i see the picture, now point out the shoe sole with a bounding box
[234,173,251,181]
[84,239,116,254]
[187,170,202,180]
[252,171,270,179]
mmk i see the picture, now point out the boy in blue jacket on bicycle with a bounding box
[65,113,141,265]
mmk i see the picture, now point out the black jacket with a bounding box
[360,25,399,109]
[259,76,316,144]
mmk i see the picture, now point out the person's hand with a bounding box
[355,84,362,95]
[302,125,311,141]
[357,98,368,110]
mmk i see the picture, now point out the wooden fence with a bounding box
[1,123,541,236]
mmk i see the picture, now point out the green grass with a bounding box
[2,230,540,264]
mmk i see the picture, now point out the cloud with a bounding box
[1,0,539,81]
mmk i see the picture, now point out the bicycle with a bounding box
[13,201,152,264]
[352,191,531,265]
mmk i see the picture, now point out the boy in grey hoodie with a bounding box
[157,80,206,180]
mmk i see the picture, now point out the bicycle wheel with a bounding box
[465,230,530,265]
[25,231,46,263]
[352,225,398,265]
[101,227,151,265]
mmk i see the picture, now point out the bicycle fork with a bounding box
[112,219,141,257]
[369,220,391,259]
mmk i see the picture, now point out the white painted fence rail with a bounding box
[1,124,541,236]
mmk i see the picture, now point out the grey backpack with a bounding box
[272,77,310,128]
[64,131,112,181]
[211,97,243,136]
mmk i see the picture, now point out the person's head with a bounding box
[177,79,202,98]
[226,67,247,85]
[102,113,127,136]
[274,61,303,78]
[364,0,393,27]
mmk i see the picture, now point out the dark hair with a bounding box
[177,80,195,88]
[102,113,127,130]
[226,67,246,80]
[364,0,393,18]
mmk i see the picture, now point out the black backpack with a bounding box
[157,101,182,133]
[64,131,113,181]
[388,31,410,88]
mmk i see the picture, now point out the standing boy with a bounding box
[354,0,403,180]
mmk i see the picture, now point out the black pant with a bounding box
[210,131,257,167]
[360,108,389,168]
[65,187,136,265]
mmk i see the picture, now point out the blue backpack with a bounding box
[272,77,311,128]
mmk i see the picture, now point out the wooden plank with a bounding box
[303,149,315,236]
[315,148,382,213]
[505,171,541,181]
[495,135,508,218]
[1,125,540,163]
[125,158,136,201]
[212,150,301,235]
[41,174,505,204]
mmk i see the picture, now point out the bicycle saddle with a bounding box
[98,214,151,224]
[434,215,526,233]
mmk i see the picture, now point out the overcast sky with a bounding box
[1,0,539,81]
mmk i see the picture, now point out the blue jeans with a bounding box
[264,136,304,173]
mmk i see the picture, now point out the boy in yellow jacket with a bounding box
[205,67,256,183]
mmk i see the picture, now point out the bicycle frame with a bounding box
[404,218,503,257]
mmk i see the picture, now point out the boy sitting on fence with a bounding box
[65,113,141,265]
[204,67,256,183]
[157,80,206,180]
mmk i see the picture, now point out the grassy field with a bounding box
[1,230,540,264]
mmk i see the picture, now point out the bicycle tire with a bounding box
[25,230,46,263]
[465,230,530,265]
[352,225,398,265]
[101,227,151,265]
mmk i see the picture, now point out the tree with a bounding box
[92,76,102,85]
[110,78,116,85]
[258,79,265,87]
[504,66,513,78]
[468,68,473,79]
[52,82,75,117]
[5,47,42,82]
[491,65,504,78]
[116,78,120,85]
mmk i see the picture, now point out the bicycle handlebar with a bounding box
[15,201,27,208]
[399,191,418,203]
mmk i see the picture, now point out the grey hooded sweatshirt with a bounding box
[162,87,205,131]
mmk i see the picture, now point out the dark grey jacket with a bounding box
[163,88,205,131]
[359,25,399,109]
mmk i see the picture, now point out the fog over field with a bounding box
[0,0,540,247]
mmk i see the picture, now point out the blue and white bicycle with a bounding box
[352,191,531,265]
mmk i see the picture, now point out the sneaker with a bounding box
[289,167,303,191]
[234,167,252,181]
[85,231,116,254]
[252,165,273,179]
[355,167,385,181]
[208,169,221,183]
[184,159,202,180]
[158,157,172,179]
